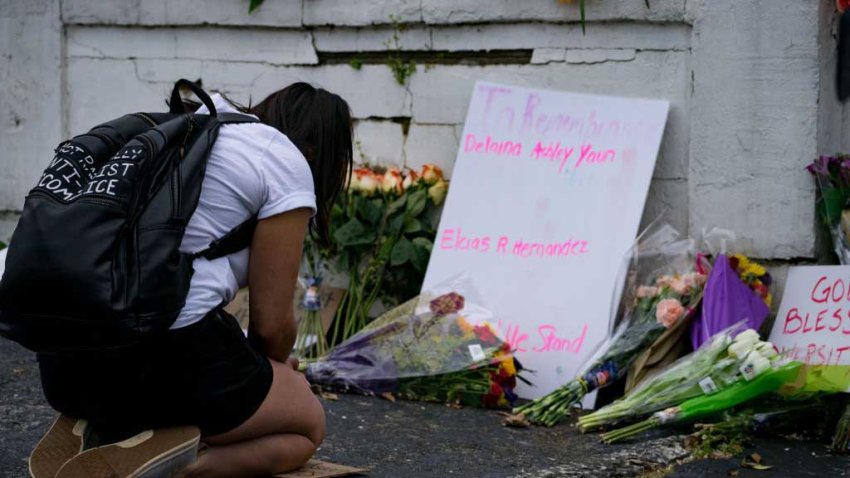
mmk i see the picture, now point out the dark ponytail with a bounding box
[249,83,353,248]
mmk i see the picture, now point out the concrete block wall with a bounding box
[0,0,844,265]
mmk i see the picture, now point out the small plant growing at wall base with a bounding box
[248,0,263,14]
[557,0,650,34]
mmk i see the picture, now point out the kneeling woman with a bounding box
[35,83,353,477]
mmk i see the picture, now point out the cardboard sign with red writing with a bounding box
[769,266,850,390]
[422,81,669,398]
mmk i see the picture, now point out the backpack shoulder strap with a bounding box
[217,112,259,124]
[193,215,258,261]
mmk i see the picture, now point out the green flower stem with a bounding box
[514,380,585,426]
[601,416,661,444]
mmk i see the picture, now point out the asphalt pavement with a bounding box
[1,339,848,477]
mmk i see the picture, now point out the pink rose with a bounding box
[683,272,707,289]
[669,278,690,295]
[636,286,660,298]
[655,298,685,328]
[656,275,673,288]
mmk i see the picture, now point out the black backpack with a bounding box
[0,79,259,353]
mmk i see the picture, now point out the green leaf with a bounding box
[0,240,6,250]
[403,218,422,234]
[412,237,433,252]
[356,196,384,225]
[387,195,407,216]
[580,0,586,35]
[391,237,415,266]
[411,243,430,273]
[333,218,376,247]
[406,190,427,217]
[387,214,406,235]
[248,0,264,13]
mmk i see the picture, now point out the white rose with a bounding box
[727,340,755,359]
[734,329,760,346]
[755,341,778,359]
[740,351,771,379]
[358,170,380,197]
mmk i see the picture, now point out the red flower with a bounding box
[429,292,465,316]
[487,382,503,400]
[728,256,740,270]
[839,0,850,14]
[473,324,498,344]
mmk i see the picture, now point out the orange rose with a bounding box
[402,170,420,190]
[421,164,444,185]
[381,168,404,196]
[655,298,685,328]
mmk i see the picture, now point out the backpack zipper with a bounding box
[173,117,192,219]
[135,113,157,127]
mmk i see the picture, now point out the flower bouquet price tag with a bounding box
[468,343,486,362]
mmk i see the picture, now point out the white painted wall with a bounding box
[0,0,843,263]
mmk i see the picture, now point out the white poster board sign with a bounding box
[422,81,669,398]
[769,266,850,390]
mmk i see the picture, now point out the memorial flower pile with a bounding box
[515,263,707,426]
[323,164,449,345]
[304,290,526,409]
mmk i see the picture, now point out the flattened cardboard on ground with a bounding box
[224,285,344,332]
[273,459,366,477]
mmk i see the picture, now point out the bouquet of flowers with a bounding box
[322,164,448,345]
[293,241,329,361]
[303,280,526,408]
[579,323,800,442]
[806,155,850,264]
[689,254,772,350]
[727,254,772,307]
[601,360,801,443]
[576,325,786,436]
[515,225,707,426]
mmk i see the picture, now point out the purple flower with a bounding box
[807,156,832,177]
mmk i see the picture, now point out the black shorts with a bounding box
[37,307,273,438]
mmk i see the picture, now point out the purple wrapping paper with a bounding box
[690,255,770,349]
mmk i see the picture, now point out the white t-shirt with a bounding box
[172,94,316,329]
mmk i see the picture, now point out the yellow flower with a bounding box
[457,316,474,334]
[427,179,448,206]
[500,358,516,377]
[732,254,750,271]
[764,293,773,307]
[745,262,767,277]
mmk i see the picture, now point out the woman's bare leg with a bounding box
[181,360,325,477]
